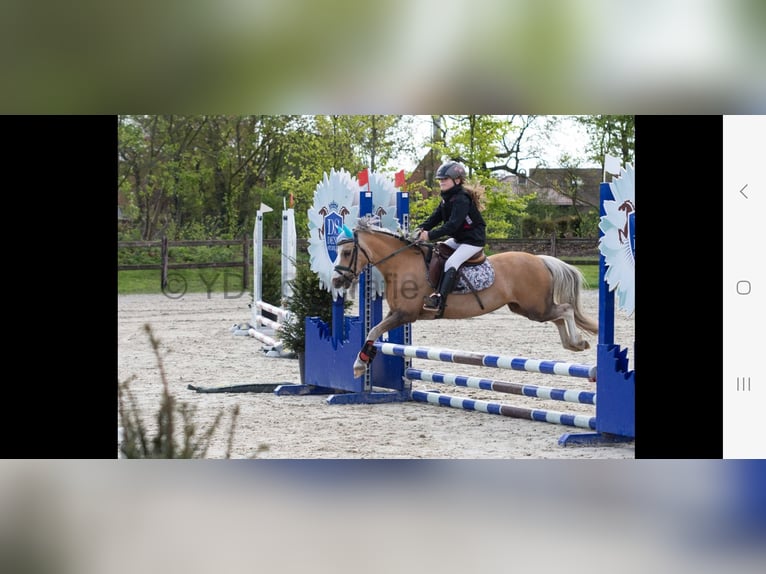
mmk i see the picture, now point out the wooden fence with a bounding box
[117,237,250,290]
[488,234,599,260]
[117,233,599,290]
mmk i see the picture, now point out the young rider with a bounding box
[415,160,487,315]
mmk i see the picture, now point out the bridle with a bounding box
[333,232,369,284]
[333,230,419,283]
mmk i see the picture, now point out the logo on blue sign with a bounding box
[324,210,344,262]
[318,200,350,263]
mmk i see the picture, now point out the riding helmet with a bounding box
[435,161,467,181]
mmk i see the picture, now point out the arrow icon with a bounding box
[739,184,748,199]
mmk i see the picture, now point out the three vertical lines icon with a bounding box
[736,377,751,391]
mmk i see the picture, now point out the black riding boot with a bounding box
[423,268,459,315]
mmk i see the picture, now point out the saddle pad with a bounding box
[455,259,495,293]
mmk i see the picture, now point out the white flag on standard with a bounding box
[259,202,274,213]
[604,154,622,175]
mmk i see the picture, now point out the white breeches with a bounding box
[443,238,483,271]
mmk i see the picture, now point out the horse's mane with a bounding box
[354,215,409,243]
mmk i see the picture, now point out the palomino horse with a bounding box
[332,217,599,379]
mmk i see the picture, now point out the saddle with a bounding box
[427,242,487,288]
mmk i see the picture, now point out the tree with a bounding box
[120,115,314,240]
[427,115,551,180]
[429,114,504,182]
[358,115,416,172]
[577,115,635,169]
[482,187,531,239]
[118,115,208,240]
[120,115,546,245]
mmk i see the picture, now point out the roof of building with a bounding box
[500,167,603,208]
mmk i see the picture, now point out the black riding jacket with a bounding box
[421,183,486,246]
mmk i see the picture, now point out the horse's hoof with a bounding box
[565,341,589,352]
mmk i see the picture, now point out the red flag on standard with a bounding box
[395,169,406,188]
[357,168,369,187]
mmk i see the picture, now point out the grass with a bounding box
[578,265,599,289]
[118,267,249,295]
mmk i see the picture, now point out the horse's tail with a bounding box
[539,255,599,335]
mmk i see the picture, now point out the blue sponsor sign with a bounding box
[323,209,344,263]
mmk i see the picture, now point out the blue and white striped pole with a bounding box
[411,390,597,430]
[406,368,596,405]
[377,343,596,380]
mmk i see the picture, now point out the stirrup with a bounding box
[422,293,441,311]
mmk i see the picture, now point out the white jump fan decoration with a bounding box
[307,168,399,300]
[307,169,359,300]
[598,159,635,316]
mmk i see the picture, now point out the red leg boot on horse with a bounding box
[422,267,459,318]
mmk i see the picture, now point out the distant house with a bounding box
[405,148,442,199]
[499,167,603,211]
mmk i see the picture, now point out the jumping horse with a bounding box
[332,216,599,379]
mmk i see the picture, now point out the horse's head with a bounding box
[331,225,368,290]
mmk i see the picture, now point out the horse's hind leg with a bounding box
[549,304,590,351]
[506,299,590,352]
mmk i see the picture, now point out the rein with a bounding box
[334,231,422,280]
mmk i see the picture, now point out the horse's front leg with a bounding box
[353,310,410,378]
